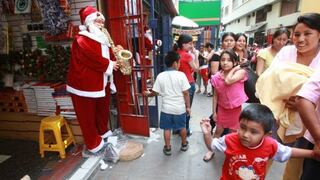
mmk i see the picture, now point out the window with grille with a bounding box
[256,9,267,23]
[280,0,300,17]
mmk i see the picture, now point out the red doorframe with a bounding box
[104,0,150,137]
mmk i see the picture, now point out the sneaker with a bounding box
[181,141,189,151]
[82,144,107,158]
[163,146,172,156]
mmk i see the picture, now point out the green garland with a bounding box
[18,45,70,82]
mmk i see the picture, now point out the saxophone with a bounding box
[100,27,133,75]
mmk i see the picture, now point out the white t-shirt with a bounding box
[152,70,190,115]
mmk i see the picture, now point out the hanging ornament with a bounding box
[59,0,71,16]
[31,0,42,22]
[14,0,32,14]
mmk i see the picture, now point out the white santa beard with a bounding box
[88,23,108,43]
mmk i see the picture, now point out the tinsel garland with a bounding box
[37,0,70,35]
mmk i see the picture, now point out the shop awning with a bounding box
[245,22,267,33]
[172,16,199,28]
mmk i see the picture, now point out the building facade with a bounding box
[221,0,319,45]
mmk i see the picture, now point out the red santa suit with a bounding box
[67,6,115,153]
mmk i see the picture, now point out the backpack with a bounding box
[240,62,260,103]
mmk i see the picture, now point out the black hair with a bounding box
[272,28,290,44]
[219,49,239,67]
[235,33,250,60]
[173,34,193,51]
[164,51,180,67]
[221,32,236,42]
[295,13,320,32]
[235,33,248,43]
[205,42,214,49]
[239,103,275,133]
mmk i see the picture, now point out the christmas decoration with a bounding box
[14,0,31,14]
[18,49,45,80]
[38,0,70,35]
[43,45,70,82]
[17,45,70,82]
[31,0,42,22]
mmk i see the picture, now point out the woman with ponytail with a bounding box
[173,34,199,136]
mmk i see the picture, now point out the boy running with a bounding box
[200,103,320,180]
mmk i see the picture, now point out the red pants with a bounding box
[199,68,209,85]
[70,86,110,152]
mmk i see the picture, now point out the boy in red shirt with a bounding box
[201,103,320,180]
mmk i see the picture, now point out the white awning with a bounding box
[172,16,199,28]
[245,22,267,33]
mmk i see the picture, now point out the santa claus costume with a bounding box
[67,6,116,154]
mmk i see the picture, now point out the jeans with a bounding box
[186,83,195,133]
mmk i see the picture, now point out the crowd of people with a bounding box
[68,6,320,179]
[146,12,320,180]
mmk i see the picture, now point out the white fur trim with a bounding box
[66,85,105,98]
[110,75,117,94]
[105,60,113,75]
[101,130,113,139]
[79,25,87,31]
[101,44,110,59]
[88,139,104,153]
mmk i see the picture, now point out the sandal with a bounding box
[203,151,215,162]
[163,145,172,156]
[181,141,189,151]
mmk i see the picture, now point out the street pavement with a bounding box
[91,87,285,180]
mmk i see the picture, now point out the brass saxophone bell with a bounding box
[117,50,133,75]
[117,50,133,60]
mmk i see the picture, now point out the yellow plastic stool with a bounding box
[39,115,76,159]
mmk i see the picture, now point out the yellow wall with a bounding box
[301,0,320,13]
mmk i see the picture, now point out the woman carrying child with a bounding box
[203,49,248,161]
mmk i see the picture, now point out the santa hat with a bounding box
[79,6,105,31]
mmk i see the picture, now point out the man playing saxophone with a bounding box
[66,6,120,157]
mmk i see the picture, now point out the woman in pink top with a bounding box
[205,49,248,159]
[173,34,199,136]
[269,13,320,180]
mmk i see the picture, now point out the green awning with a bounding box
[179,1,221,26]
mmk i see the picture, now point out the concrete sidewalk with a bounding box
[90,92,285,180]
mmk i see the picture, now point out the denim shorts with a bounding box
[160,112,186,130]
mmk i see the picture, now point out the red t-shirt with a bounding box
[212,133,291,180]
[177,49,194,83]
